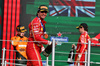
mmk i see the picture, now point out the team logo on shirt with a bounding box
[18,45,27,47]
[41,28,43,31]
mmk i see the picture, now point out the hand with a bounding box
[41,46,45,52]
[51,42,57,46]
[91,38,98,41]
[48,41,57,46]
[76,57,80,63]
[72,44,76,49]
[48,41,52,45]
[44,33,48,39]
[55,42,57,45]
[76,54,81,63]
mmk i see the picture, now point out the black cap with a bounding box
[76,23,88,31]
[38,5,48,12]
[17,25,27,32]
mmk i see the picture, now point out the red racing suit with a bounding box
[26,17,50,66]
[74,31,90,66]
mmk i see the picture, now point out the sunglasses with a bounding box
[40,11,47,13]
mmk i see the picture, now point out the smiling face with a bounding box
[38,11,47,19]
[19,32,25,37]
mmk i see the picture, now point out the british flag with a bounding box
[49,0,96,18]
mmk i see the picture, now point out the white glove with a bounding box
[48,41,52,45]
[41,47,45,52]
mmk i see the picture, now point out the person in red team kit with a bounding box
[26,5,52,66]
[72,23,90,66]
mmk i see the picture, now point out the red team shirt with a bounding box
[74,31,90,65]
[26,17,49,66]
[28,17,49,45]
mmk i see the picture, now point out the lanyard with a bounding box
[37,17,46,32]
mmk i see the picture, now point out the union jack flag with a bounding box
[49,0,96,18]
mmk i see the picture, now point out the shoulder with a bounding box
[32,17,39,23]
[11,36,17,39]
[84,31,89,37]
[23,36,28,40]
[80,33,86,39]
[11,36,20,40]
[29,17,38,27]
[23,36,28,39]
[29,17,40,26]
[81,32,90,38]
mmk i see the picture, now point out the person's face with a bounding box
[79,27,84,33]
[38,11,47,19]
[20,32,25,36]
[17,32,25,37]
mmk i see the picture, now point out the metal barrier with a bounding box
[46,57,49,66]
[1,39,100,66]
[51,40,91,66]
[2,48,6,66]
[52,39,56,66]
[88,41,91,66]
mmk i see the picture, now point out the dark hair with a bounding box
[81,23,88,31]
[76,23,88,32]
[84,27,88,31]
[36,10,40,16]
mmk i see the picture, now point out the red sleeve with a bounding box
[31,18,48,45]
[79,34,87,54]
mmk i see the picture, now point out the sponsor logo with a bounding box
[50,36,68,45]
[18,45,27,47]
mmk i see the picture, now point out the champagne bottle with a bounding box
[42,44,52,57]
[67,47,75,64]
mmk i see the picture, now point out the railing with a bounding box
[1,39,100,66]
